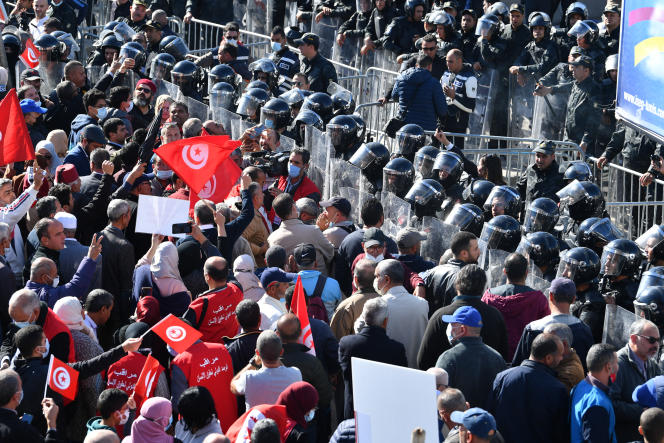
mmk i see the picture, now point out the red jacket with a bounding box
[226,404,288,443]
[185,283,243,342]
[268,175,321,222]
[172,341,237,432]
[43,307,75,363]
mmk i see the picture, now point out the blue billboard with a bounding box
[616,0,664,141]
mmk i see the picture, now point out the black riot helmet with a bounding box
[556,180,604,222]
[600,239,643,279]
[249,58,279,91]
[480,215,522,253]
[517,232,561,269]
[634,287,664,330]
[247,80,270,92]
[557,247,600,285]
[395,124,426,161]
[523,197,559,234]
[383,157,415,198]
[463,179,495,208]
[433,151,463,189]
[209,64,238,90]
[444,203,484,237]
[159,35,189,61]
[101,34,123,51]
[565,2,589,28]
[285,26,303,47]
[351,114,365,143]
[475,13,500,38]
[150,52,176,81]
[487,2,509,21]
[567,19,599,45]
[563,161,593,184]
[483,185,521,219]
[405,179,446,218]
[301,92,334,124]
[261,98,292,131]
[637,267,664,301]
[332,90,356,116]
[236,87,270,119]
[414,145,440,180]
[349,142,390,183]
[576,217,623,255]
[120,42,147,70]
[2,32,20,54]
[404,0,427,19]
[280,89,308,111]
[327,115,360,156]
[171,59,198,89]
[35,33,64,61]
[528,11,552,38]
[209,82,236,110]
[104,20,121,31]
[636,225,664,265]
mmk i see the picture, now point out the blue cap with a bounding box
[260,267,292,289]
[450,408,497,439]
[123,172,154,190]
[20,99,47,114]
[442,306,483,328]
[632,376,664,408]
[549,277,576,299]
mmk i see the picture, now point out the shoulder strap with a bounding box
[197,297,209,330]
[311,274,327,299]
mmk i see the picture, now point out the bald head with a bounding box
[8,289,40,323]
[202,434,231,443]
[84,430,121,443]
[30,257,57,282]
[204,256,228,284]
[276,313,301,343]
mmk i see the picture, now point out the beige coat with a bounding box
[267,219,334,275]
[242,209,270,267]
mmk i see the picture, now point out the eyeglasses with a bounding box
[136,87,151,93]
[422,46,437,51]
[636,334,661,344]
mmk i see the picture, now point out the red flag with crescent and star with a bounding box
[150,314,202,354]
[0,89,37,166]
[46,355,79,401]
[154,135,241,194]
[20,39,40,69]
[290,276,316,356]
[133,353,163,407]
[189,155,243,210]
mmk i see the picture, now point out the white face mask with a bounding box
[118,409,130,425]
[126,101,134,112]
[366,253,384,262]
[40,338,50,359]
[304,410,315,422]
[96,107,108,120]
[373,277,384,296]
[446,323,456,344]
[51,276,60,288]
[226,38,238,47]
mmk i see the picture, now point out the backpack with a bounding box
[304,274,329,323]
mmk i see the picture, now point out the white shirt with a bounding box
[84,313,98,341]
[29,16,48,41]
[257,294,287,330]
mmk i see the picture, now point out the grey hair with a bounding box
[160,121,180,138]
[0,178,11,189]
[8,289,40,317]
[363,297,388,327]
[630,318,658,336]
[295,197,319,217]
[0,222,10,242]
[543,323,574,348]
[182,118,203,138]
[376,259,405,284]
[247,182,261,199]
[107,199,130,221]
[437,387,466,412]
[256,330,283,363]
[0,369,20,407]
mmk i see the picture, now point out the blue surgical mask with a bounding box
[40,339,50,359]
[14,313,35,329]
[126,101,134,112]
[304,410,316,422]
[164,415,173,431]
[156,170,173,180]
[271,41,282,52]
[288,163,301,178]
[97,107,108,120]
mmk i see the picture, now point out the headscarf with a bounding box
[134,296,161,327]
[124,397,173,443]
[150,242,188,296]
[53,296,96,341]
[276,381,319,429]
[233,254,265,303]
[36,140,63,176]
[46,130,68,159]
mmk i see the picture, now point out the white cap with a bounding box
[54,212,77,230]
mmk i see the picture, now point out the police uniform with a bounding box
[572,284,605,343]
[272,46,301,94]
[514,37,559,79]
[383,16,426,55]
[538,61,574,88]
[47,1,78,36]
[551,28,576,61]
[516,157,565,203]
[501,22,532,67]
[440,65,478,149]
[564,56,601,154]
[459,29,478,64]
[298,33,339,93]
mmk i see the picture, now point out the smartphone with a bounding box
[20,413,34,424]
[172,222,192,234]
[250,124,266,140]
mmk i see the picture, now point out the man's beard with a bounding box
[135,96,150,107]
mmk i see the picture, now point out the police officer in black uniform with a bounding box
[295,33,339,93]
[576,216,623,256]
[405,178,446,220]
[458,9,478,65]
[550,1,587,61]
[516,140,565,204]
[171,60,204,102]
[600,239,643,313]
[349,141,391,194]
[440,48,477,149]
[564,55,601,155]
[383,157,415,198]
[567,19,606,81]
[500,3,532,69]
[536,45,582,95]
[599,3,620,56]
[518,231,560,280]
[508,12,559,84]
[361,0,398,56]
[383,0,427,55]
[119,0,148,31]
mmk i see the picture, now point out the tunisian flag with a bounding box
[133,353,163,405]
[0,89,36,165]
[150,314,202,354]
[290,276,316,356]
[189,155,243,210]
[154,135,241,194]
[20,39,40,69]
[46,355,79,401]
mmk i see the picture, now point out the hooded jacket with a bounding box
[391,67,448,131]
[68,114,96,149]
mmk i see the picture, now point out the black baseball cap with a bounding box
[533,140,555,155]
[509,3,524,13]
[294,32,320,50]
[570,55,593,70]
[144,19,163,31]
[363,227,387,248]
[319,196,351,217]
[20,68,41,82]
[294,243,317,266]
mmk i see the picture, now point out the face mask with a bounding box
[446,323,456,344]
[156,169,173,180]
[14,313,35,329]
[271,41,282,52]
[17,390,23,405]
[366,253,384,262]
[304,410,316,422]
[164,415,173,431]
[373,278,384,295]
[226,38,238,47]
[41,339,50,359]
[118,409,130,425]
[51,276,60,288]
[126,101,134,112]
[97,107,108,120]
[288,163,301,178]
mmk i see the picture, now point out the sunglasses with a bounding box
[423,46,437,51]
[137,87,151,93]
[636,334,661,344]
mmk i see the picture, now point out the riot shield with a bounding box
[245,0,268,36]
[38,62,65,96]
[330,158,361,198]
[118,70,141,91]
[184,96,210,121]
[306,126,331,197]
[420,217,460,263]
[212,106,242,136]
[86,65,104,87]
[311,15,339,59]
[232,118,254,140]
[332,35,361,67]
[155,79,180,99]
[278,134,296,152]
[234,0,247,23]
[527,273,551,293]
[466,68,498,149]
[602,304,637,348]
[507,74,536,144]
[486,249,510,288]
[380,191,411,238]
[339,186,374,224]
[531,91,569,141]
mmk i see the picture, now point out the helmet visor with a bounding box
[589,218,624,244]
[445,204,482,229]
[114,22,136,41]
[556,255,587,281]
[567,20,592,38]
[326,123,349,147]
[151,58,174,81]
[383,171,410,196]
[600,246,631,277]
[120,45,141,60]
[414,153,436,179]
[483,186,519,212]
[480,222,511,250]
[236,94,261,117]
[164,38,189,60]
[396,132,425,155]
[280,89,307,106]
[433,152,461,174]
[636,224,664,250]
[564,161,593,181]
[210,89,235,110]
[556,179,588,206]
[515,237,533,262]
[637,268,664,298]
[523,207,557,233]
[475,18,495,37]
[349,144,377,169]
[261,108,289,130]
[405,180,443,206]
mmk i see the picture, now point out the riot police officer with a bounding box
[464,178,495,209]
[236,88,271,123]
[500,3,532,69]
[564,55,602,155]
[349,141,390,194]
[479,214,522,252]
[208,64,240,95]
[483,184,521,219]
[576,217,623,256]
[249,58,281,96]
[444,202,484,236]
[433,150,465,213]
[261,98,292,133]
[159,35,189,62]
[395,124,426,162]
[171,60,203,102]
[637,225,664,268]
[405,178,446,219]
[563,160,593,184]
[331,89,356,116]
[551,2,587,60]
[523,197,559,234]
[557,180,605,229]
[383,157,415,198]
[414,145,441,180]
[536,45,582,95]
[209,82,236,111]
[517,231,560,280]
[516,140,565,203]
[567,20,606,81]
[383,0,427,55]
[327,114,362,160]
[300,92,334,124]
[292,109,324,146]
[634,287,664,337]
[432,10,462,57]
[88,33,122,68]
[559,246,604,342]
[600,239,643,312]
[508,12,558,85]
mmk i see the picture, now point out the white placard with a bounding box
[135,194,190,237]
[351,357,438,443]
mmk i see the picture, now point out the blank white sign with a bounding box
[135,194,190,237]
